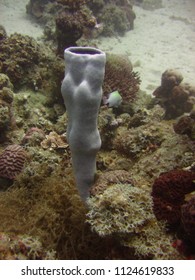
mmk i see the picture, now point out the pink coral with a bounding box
[0,144,27,180]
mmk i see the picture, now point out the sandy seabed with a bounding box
[0,0,195,94]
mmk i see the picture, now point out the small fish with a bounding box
[103,91,122,108]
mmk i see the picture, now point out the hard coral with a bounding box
[90,169,134,196]
[153,69,195,119]
[0,76,14,139]
[0,145,27,180]
[87,183,179,259]
[0,33,42,89]
[21,127,46,146]
[103,54,140,103]
[173,113,195,141]
[55,5,96,55]
[0,232,55,260]
[41,131,68,150]
[56,0,86,10]
[87,184,152,236]
[151,169,195,226]
[181,196,195,244]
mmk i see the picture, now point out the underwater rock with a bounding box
[151,169,195,226]
[0,145,27,180]
[103,53,140,103]
[153,69,195,119]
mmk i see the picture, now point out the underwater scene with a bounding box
[0,0,195,260]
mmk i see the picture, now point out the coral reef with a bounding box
[0,232,55,260]
[87,183,180,259]
[112,120,163,159]
[90,169,134,196]
[0,75,14,140]
[0,33,42,90]
[181,196,195,244]
[151,169,195,226]
[0,145,27,180]
[21,127,46,146]
[40,131,68,150]
[103,53,140,103]
[26,0,136,45]
[173,111,195,140]
[89,0,136,36]
[55,7,96,55]
[153,69,195,119]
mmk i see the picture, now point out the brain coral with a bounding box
[151,169,195,226]
[0,145,27,180]
[103,54,140,103]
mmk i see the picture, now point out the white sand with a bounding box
[0,0,43,39]
[98,0,195,93]
[0,0,195,94]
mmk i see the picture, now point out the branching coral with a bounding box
[103,53,140,103]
